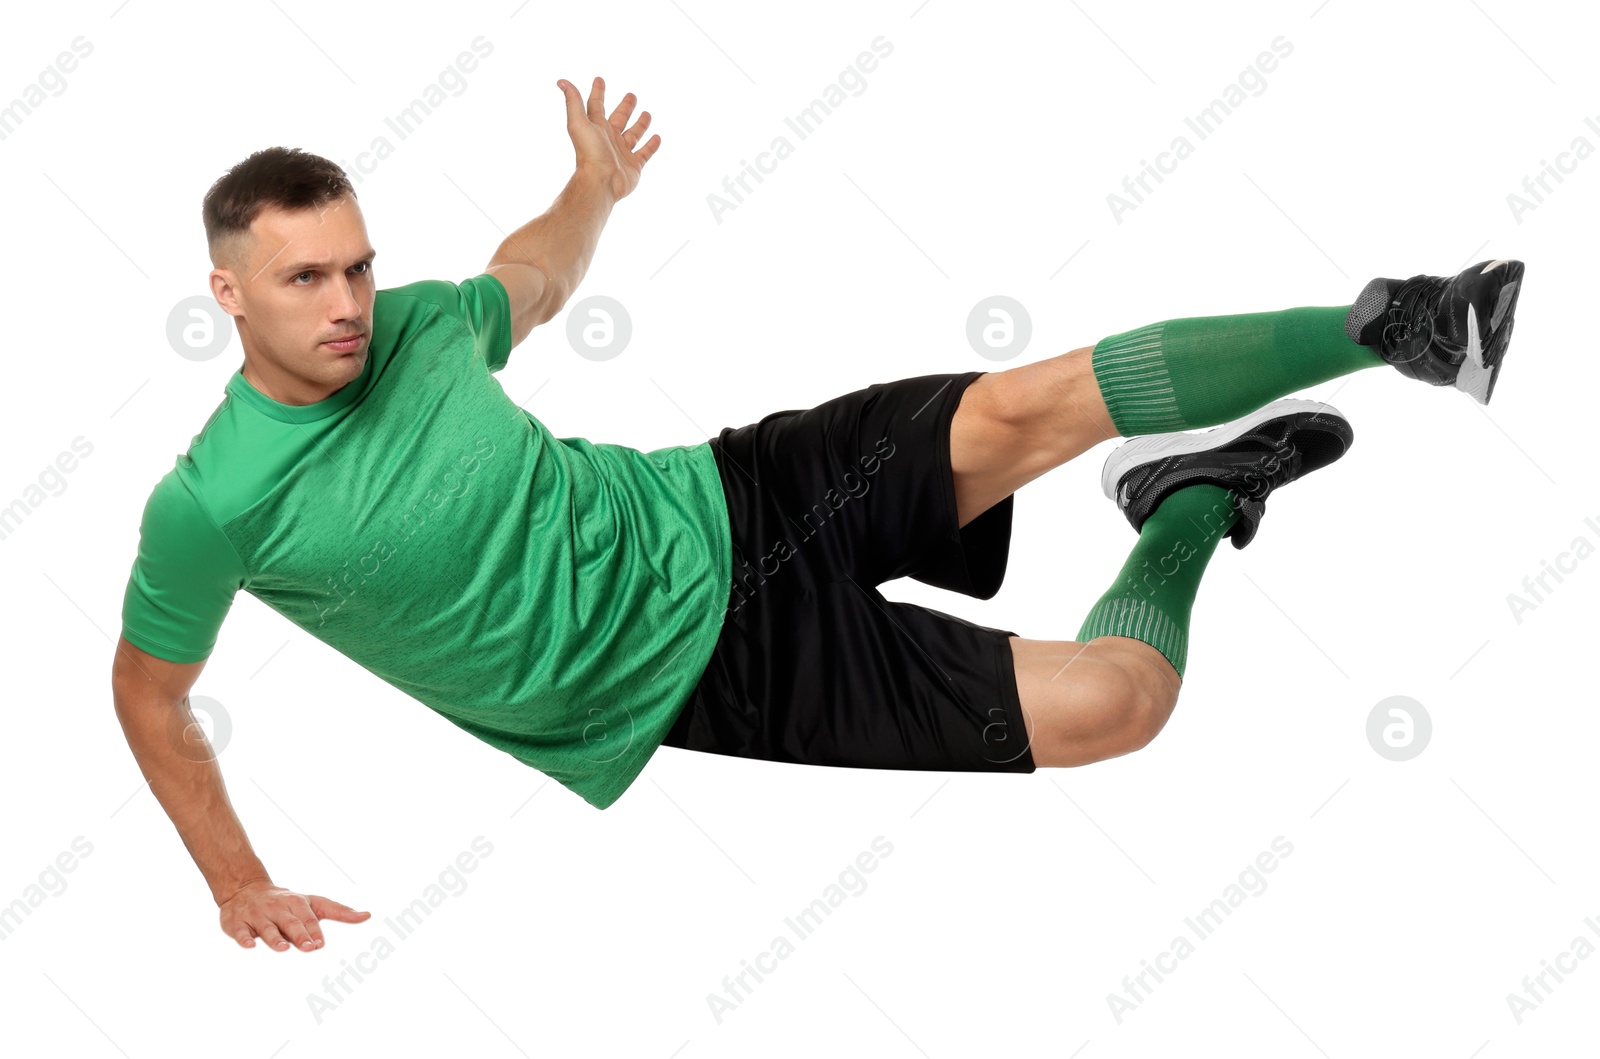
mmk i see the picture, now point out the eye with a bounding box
[292,271,314,284]
[351,261,370,275]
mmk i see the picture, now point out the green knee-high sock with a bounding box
[1092,305,1385,435]
[1076,483,1240,679]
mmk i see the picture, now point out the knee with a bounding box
[1023,637,1182,767]
[1108,649,1179,755]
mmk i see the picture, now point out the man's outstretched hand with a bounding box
[558,75,660,201]
[218,880,371,952]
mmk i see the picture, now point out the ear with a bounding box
[209,268,243,318]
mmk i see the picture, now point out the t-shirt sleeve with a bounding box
[462,272,514,373]
[382,274,515,374]
[120,469,247,664]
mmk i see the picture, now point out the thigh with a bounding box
[709,371,1018,599]
[664,573,1036,774]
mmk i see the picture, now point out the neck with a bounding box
[241,357,343,406]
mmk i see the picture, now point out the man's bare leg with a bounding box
[942,271,1505,767]
[1007,635,1179,767]
[946,345,1181,769]
[949,345,1116,530]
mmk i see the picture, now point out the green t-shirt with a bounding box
[120,274,732,810]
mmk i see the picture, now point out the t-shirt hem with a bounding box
[570,441,734,812]
[120,627,212,664]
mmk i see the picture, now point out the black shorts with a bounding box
[662,371,1036,774]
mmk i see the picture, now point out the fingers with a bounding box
[253,919,292,952]
[236,912,319,952]
[557,79,586,128]
[616,101,662,166]
[222,892,369,952]
[308,893,373,924]
[220,907,259,948]
[275,913,323,952]
[560,76,662,164]
[609,91,638,132]
[621,109,651,149]
[636,134,662,166]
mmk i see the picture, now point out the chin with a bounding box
[311,351,361,385]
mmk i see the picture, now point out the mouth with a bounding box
[324,333,365,353]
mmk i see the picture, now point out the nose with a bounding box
[331,277,364,324]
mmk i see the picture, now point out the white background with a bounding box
[1,0,1593,1055]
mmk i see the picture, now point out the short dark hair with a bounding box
[202,147,355,268]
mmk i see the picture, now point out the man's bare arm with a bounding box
[484,172,614,349]
[485,75,660,349]
[111,636,369,950]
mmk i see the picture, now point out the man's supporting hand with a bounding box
[218,880,370,952]
[558,75,660,201]
[111,637,373,952]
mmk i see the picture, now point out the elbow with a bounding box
[536,268,572,324]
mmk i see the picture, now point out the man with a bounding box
[112,76,1525,954]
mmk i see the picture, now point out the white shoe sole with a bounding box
[1454,274,1520,404]
[1100,397,1345,501]
[1454,305,1491,403]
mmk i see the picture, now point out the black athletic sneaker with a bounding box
[1344,258,1525,404]
[1099,399,1355,550]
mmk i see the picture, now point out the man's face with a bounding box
[213,194,377,395]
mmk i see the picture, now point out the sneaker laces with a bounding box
[1230,432,1302,501]
[1385,274,1461,359]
